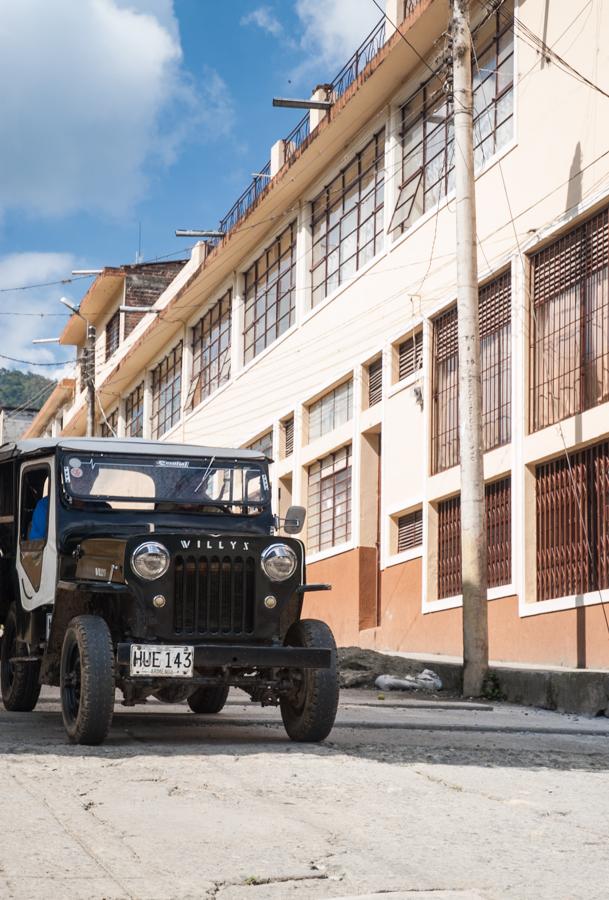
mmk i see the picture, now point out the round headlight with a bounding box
[261,543,298,582]
[131,542,170,581]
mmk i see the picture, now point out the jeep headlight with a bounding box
[261,543,298,582]
[131,542,170,581]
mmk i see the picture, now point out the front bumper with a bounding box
[116,642,331,673]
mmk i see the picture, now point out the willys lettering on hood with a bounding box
[180,538,250,551]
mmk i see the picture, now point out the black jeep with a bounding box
[0,438,338,745]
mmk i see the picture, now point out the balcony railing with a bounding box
[218,160,272,237]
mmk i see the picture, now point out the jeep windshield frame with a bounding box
[59,452,270,516]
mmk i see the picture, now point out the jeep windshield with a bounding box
[60,453,269,515]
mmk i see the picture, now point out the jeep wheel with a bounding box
[280,619,339,743]
[60,616,115,745]
[187,683,229,714]
[0,603,41,712]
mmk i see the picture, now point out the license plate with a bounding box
[130,644,194,678]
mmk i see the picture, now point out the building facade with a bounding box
[31,0,609,668]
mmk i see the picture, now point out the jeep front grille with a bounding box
[173,554,256,636]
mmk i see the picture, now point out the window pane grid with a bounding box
[151,342,182,439]
[105,311,120,361]
[437,477,512,599]
[530,205,609,432]
[100,408,118,438]
[125,382,144,438]
[536,441,609,601]
[432,271,511,474]
[244,222,296,363]
[308,380,353,442]
[248,431,273,459]
[308,447,352,553]
[397,508,422,552]
[187,289,232,410]
[391,2,513,236]
[311,129,385,307]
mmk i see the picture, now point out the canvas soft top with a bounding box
[0,437,268,464]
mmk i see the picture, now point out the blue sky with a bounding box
[0,0,380,374]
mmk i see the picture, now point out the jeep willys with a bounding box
[0,438,338,745]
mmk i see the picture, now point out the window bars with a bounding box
[397,508,423,552]
[530,205,609,432]
[105,311,120,362]
[432,270,512,474]
[398,329,423,380]
[125,382,144,438]
[437,477,512,599]
[308,380,353,442]
[368,358,383,407]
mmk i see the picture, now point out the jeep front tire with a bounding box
[280,619,339,742]
[60,615,115,745]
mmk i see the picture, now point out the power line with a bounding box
[0,353,74,368]
[0,274,92,294]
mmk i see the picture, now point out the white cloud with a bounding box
[0,252,78,373]
[0,0,231,221]
[293,0,381,85]
[241,7,284,37]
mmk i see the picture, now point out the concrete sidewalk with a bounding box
[376,649,609,717]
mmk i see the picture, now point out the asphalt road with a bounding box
[1,687,609,900]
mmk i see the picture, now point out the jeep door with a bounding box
[16,458,57,611]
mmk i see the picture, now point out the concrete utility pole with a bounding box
[85,323,96,437]
[452,0,488,696]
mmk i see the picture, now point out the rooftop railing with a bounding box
[213,2,424,241]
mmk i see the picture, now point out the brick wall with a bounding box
[123,261,186,336]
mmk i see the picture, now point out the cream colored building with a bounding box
[29,0,609,668]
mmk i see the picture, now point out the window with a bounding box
[244,222,296,363]
[20,466,50,544]
[390,3,513,235]
[530,206,609,432]
[125,383,144,438]
[308,380,353,442]
[437,477,512,599]
[100,408,118,438]
[283,416,294,458]
[311,128,385,307]
[367,358,383,407]
[432,271,512,474]
[151,342,182,439]
[308,446,352,553]
[398,329,423,380]
[536,442,609,601]
[248,431,273,459]
[397,508,423,552]
[186,290,231,410]
[105,311,120,361]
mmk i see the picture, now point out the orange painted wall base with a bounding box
[305,548,609,670]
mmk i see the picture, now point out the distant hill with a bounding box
[0,369,56,411]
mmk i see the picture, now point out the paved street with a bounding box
[1,688,609,900]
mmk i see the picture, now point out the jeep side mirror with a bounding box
[284,505,306,534]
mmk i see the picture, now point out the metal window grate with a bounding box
[398,329,423,380]
[397,508,422,552]
[244,221,296,364]
[151,342,182,439]
[105,311,120,362]
[536,441,609,601]
[368,358,383,406]
[432,271,511,473]
[530,205,609,432]
[284,417,294,457]
[390,3,513,235]
[311,129,385,308]
[187,289,232,410]
[308,446,352,553]
[308,380,353,442]
[437,477,512,599]
[100,408,118,438]
[125,382,144,438]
